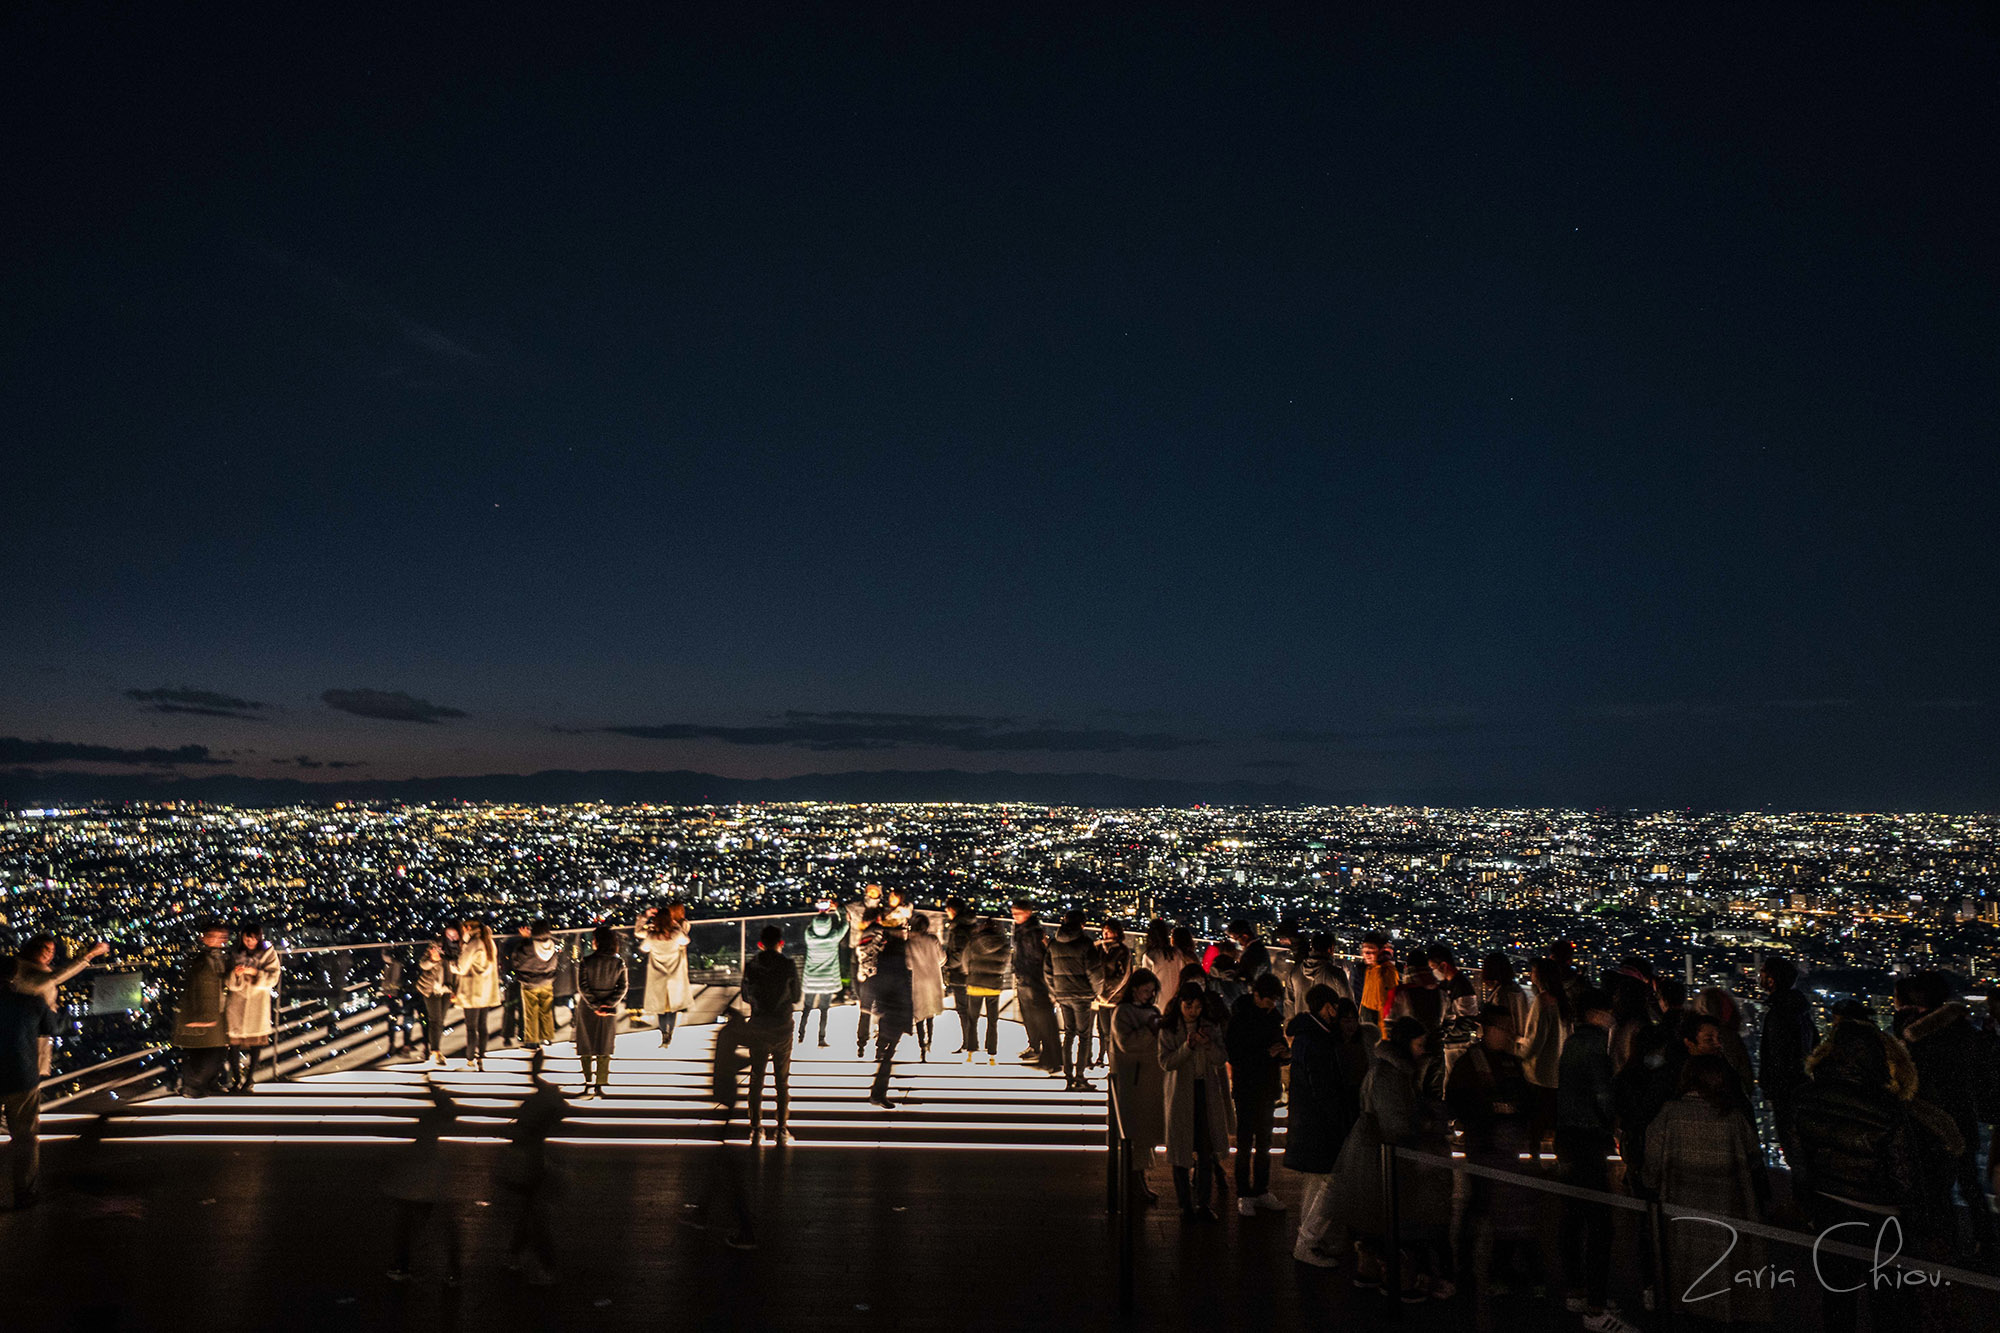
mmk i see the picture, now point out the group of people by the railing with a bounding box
[1089,924,2000,1332]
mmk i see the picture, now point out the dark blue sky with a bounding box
[4,5,1996,809]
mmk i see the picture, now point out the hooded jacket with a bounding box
[1046,924,1095,1005]
[1794,1022,1942,1209]
[514,934,560,985]
[1898,1001,1992,1142]
[964,923,1010,993]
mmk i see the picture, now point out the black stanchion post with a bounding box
[1117,1131,1135,1316]
[1106,1084,1121,1214]
[1647,1199,1672,1332]
[1380,1143,1402,1318]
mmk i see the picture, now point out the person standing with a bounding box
[514,922,560,1050]
[1109,969,1166,1203]
[798,899,847,1048]
[1090,921,1132,1072]
[1643,1056,1772,1327]
[224,925,281,1092]
[499,922,533,1049]
[852,905,886,1059]
[1286,984,1361,1266]
[962,917,1009,1065]
[743,927,802,1142]
[1518,956,1572,1149]
[1160,981,1234,1220]
[1047,908,1097,1089]
[638,903,693,1048]
[0,956,58,1208]
[905,912,946,1063]
[942,899,974,1054]
[1895,970,1999,1259]
[452,920,499,1071]
[1348,932,1400,1028]
[1009,900,1061,1076]
[414,941,452,1066]
[1227,920,1272,984]
[172,920,232,1097]
[574,926,626,1098]
[1226,972,1289,1216]
[1757,955,1819,1194]
[1555,989,1621,1330]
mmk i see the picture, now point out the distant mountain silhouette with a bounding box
[0,767,1332,809]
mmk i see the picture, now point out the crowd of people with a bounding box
[4,899,1999,1328]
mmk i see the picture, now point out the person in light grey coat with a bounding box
[1158,980,1233,1219]
[1109,968,1166,1203]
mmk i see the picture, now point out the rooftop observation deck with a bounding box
[12,932,2000,1331]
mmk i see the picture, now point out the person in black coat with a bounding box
[941,899,975,1054]
[1757,955,1818,1185]
[961,918,1010,1062]
[1286,983,1359,1265]
[1009,902,1061,1075]
[1895,970,1998,1258]
[742,927,802,1144]
[1226,973,1290,1214]
[574,926,627,1098]
[1090,922,1133,1073]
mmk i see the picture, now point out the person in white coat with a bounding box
[1159,980,1234,1221]
[224,926,282,1091]
[453,921,500,1070]
[638,903,693,1046]
[905,911,946,1061]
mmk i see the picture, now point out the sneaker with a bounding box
[869,1096,897,1109]
[816,1040,830,1049]
[748,1128,764,1147]
[1428,1279,1458,1301]
[1073,1079,1099,1092]
[987,1055,997,1066]
[965,1052,976,1064]
[1236,1198,1258,1217]
[1581,1314,1641,1333]
[724,1232,757,1251]
[1252,1192,1285,1212]
[775,1128,796,1145]
[1293,1245,1341,1269]
[386,1268,411,1283]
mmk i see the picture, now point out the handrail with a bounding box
[1384,1144,2000,1294]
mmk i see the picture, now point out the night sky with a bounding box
[5,6,1996,810]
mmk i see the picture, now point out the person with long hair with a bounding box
[638,902,693,1048]
[1519,956,1572,1148]
[453,920,499,1071]
[414,940,452,1066]
[1108,968,1165,1204]
[905,911,946,1062]
[1159,980,1233,1220]
[224,924,281,1092]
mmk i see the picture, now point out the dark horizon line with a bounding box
[1,766,1991,817]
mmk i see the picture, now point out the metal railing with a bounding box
[32,907,1008,1108]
